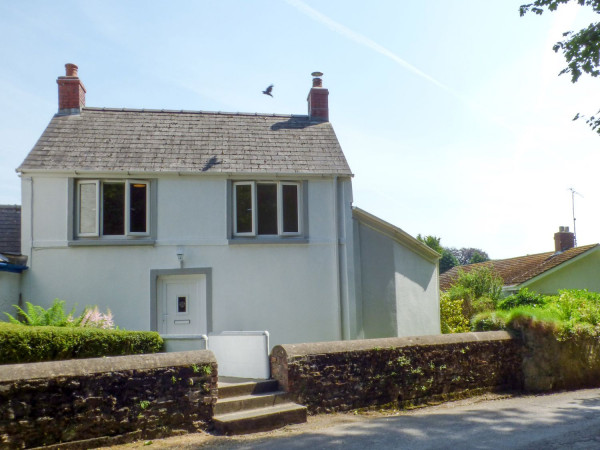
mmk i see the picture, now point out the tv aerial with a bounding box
[568,187,583,247]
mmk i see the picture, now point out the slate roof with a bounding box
[18,108,352,176]
[439,243,599,291]
[0,205,21,254]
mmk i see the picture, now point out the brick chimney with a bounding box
[554,226,575,253]
[307,71,329,121]
[57,63,86,114]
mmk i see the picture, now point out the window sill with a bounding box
[68,239,156,247]
[228,237,309,245]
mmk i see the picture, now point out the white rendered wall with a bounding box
[20,175,343,348]
[355,220,440,339]
[393,243,440,336]
[356,223,398,338]
[0,272,21,317]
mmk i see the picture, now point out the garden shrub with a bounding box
[0,322,163,364]
[471,289,600,341]
[440,292,470,334]
[445,266,503,320]
[497,288,548,311]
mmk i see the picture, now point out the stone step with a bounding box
[214,391,291,415]
[213,403,307,435]
[218,379,279,399]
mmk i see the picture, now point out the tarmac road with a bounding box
[116,388,600,449]
[230,388,600,449]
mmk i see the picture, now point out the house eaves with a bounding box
[352,207,440,263]
[16,168,353,179]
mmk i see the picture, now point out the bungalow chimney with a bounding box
[307,71,329,121]
[57,63,86,114]
[554,226,575,253]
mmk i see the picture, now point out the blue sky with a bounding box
[1,0,599,259]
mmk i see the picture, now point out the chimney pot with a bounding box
[65,63,78,77]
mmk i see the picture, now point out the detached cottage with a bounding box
[17,64,440,355]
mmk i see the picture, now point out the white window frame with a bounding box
[127,180,150,236]
[75,179,150,238]
[232,181,302,237]
[279,182,302,236]
[233,181,255,236]
[76,180,100,237]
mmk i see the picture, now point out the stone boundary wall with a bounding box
[520,325,600,392]
[271,331,523,413]
[0,350,218,448]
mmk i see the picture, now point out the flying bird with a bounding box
[262,84,273,97]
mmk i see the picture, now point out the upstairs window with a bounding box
[233,181,301,237]
[76,179,150,238]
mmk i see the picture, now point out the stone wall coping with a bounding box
[272,331,515,358]
[0,350,216,382]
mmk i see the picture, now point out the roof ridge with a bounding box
[81,107,309,119]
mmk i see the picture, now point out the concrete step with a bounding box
[213,403,308,435]
[218,379,280,399]
[214,391,291,415]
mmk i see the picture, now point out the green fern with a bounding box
[3,299,76,326]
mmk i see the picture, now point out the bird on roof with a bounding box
[262,84,273,97]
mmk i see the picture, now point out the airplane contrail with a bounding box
[286,0,452,93]
[286,0,517,133]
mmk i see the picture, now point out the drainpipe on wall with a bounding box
[333,176,350,340]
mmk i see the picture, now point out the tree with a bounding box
[417,235,461,274]
[520,0,600,133]
[416,234,443,254]
[448,247,490,266]
[439,251,460,274]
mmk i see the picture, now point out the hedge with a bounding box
[0,322,164,364]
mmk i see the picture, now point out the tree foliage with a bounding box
[448,247,490,266]
[520,0,600,133]
[416,234,443,254]
[417,235,489,273]
[417,234,459,273]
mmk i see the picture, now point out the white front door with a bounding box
[158,275,207,335]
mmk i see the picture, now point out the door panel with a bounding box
[158,275,206,335]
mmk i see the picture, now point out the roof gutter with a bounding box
[16,168,354,178]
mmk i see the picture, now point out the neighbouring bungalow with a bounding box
[440,226,600,296]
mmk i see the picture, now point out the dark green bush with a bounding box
[497,288,548,310]
[0,322,163,364]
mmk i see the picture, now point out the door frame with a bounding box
[150,268,213,333]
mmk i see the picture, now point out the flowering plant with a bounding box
[78,306,114,329]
